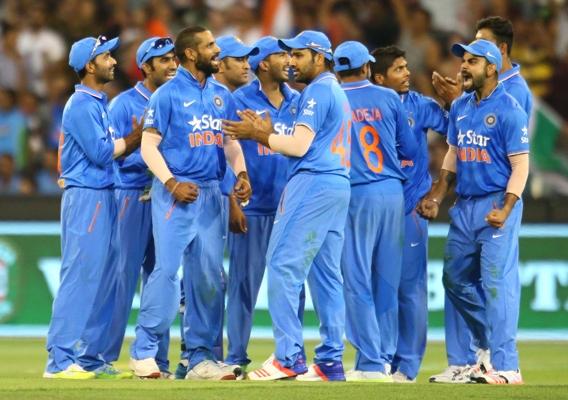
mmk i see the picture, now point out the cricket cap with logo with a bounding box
[248,36,286,71]
[451,39,502,74]
[68,35,120,72]
[278,30,333,61]
[333,41,375,72]
[217,35,259,60]
[136,36,175,68]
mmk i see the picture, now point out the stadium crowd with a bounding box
[0,0,567,197]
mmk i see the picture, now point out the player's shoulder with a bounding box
[109,87,137,109]
[233,80,258,101]
[407,89,438,107]
[282,82,300,101]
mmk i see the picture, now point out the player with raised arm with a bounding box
[128,26,251,380]
[224,30,351,381]
[334,41,417,382]
[430,17,533,384]
[45,35,141,379]
[418,39,529,385]
[370,45,449,383]
[224,36,305,376]
[105,36,176,379]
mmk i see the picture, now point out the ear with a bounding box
[140,62,151,76]
[258,59,269,73]
[185,47,196,62]
[373,73,385,85]
[315,52,325,67]
[85,60,96,75]
[498,42,508,57]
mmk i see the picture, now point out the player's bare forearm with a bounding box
[502,192,519,213]
[417,170,455,220]
[486,193,518,228]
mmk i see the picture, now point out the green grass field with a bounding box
[0,338,567,400]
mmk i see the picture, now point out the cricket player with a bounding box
[128,26,251,380]
[173,34,258,379]
[224,36,306,374]
[418,39,529,385]
[334,41,417,382]
[430,17,533,384]
[45,35,141,379]
[104,36,176,378]
[370,45,449,382]
[224,30,351,381]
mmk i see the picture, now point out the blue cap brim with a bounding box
[221,45,260,60]
[278,37,333,60]
[92,37,120,60]
[451,43,471,58]
[139,43,175,67]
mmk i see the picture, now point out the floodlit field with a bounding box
[0,339,567,400]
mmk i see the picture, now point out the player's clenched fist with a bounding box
[417,197,440,220]
[165,178,199,203]
[233,171,252,203]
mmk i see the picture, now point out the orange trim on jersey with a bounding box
[87,201,102,233]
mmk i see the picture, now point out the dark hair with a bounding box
[476,16,514,56]
[77,68,87,80]
[175,26,208,62]
[370,45,406,78]
[308,49,334,70]
[336,65,365,78]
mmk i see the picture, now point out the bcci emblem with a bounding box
[408,116,415,128]
[213,96,224,109]
[0,241,16,322]
[484,113,497,128]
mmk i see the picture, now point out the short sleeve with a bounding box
[294,84,330,134]
[144,89,171,137]
[421,95,449,135]
[503,102,529,156]
[446,101,459,147]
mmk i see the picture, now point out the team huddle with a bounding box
[44,15,531,386]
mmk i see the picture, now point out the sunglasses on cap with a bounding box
[143,37,174,57]
[90,35,110,57]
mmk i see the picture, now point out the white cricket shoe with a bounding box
[248,355,297,381]
[429,365,472,383]
[476,369,524,385]
[129,357,161,379]
[185,360,236,380]
[469,348,493,382]
[345,370,393,382]
[392,371,416,383]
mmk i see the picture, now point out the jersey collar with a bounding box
[499,63,521,83]
[253,79,295,105]
[134,81,152,100]
[177,65,205,88]
[74,84,107,101]
[312,71,337,84]
[471,82,504,105]
[340,79,372,90]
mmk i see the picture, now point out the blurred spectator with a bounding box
[0,87,27,170]
[36,149,61,195]
[16,4,66,98]
[0,22,26,92]
[0,154,19,194]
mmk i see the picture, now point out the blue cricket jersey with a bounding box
[59,84,115,189]
[400,90,448,213]
[289,72,351,179]
[447,83,529,197]
[233,79,300,215]
[144,66,238,182]
[499,63,532,117]
[109,82,152,189]
[341,80,417,186]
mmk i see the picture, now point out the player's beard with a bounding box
[462,68,488,93]
[94,65,114,84]
[196,52,219,76]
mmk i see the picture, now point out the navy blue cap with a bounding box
[249,36,286,71]
[217,35,259,60]
[278,30,333,61]
[333,41,375,72]
[136,37,175,68]
[451,39,502,73]
[68,35,120,72]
